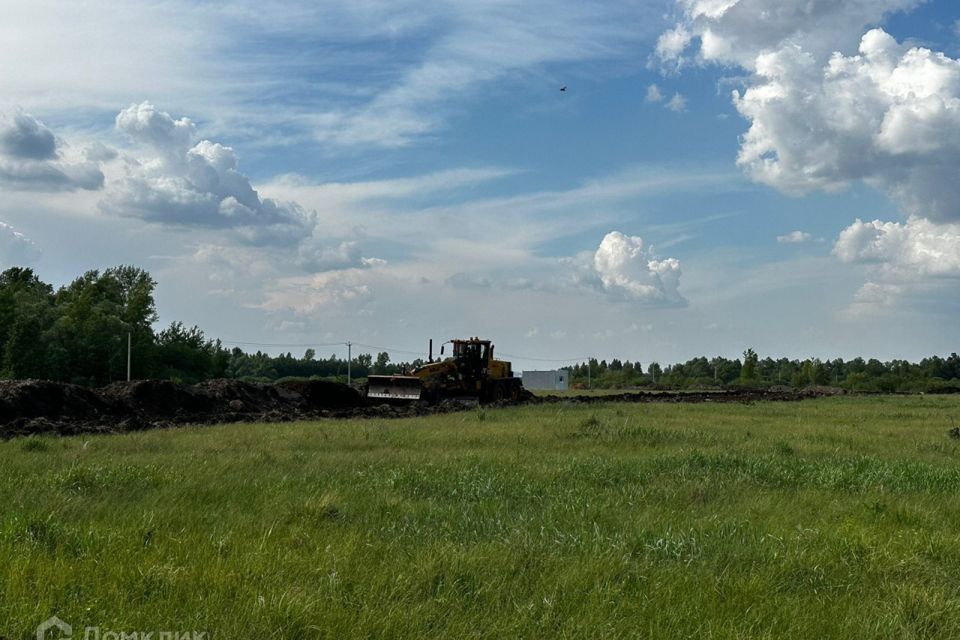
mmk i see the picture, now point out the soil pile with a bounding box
[527,388,843,406]
[1,378,366,438]
[276,380,364,410]
[0,379,844,439]
[0,380,113,435]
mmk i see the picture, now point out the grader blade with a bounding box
[366,375,423,400]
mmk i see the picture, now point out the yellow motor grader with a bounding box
[366,337,524,404]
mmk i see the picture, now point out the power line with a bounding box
[498,351,593,363]
[220,340,347,348]
[220,339,593,365]
[350,342,430,357]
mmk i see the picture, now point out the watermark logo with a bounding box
[35,617,207,640]
[36,617,71,640]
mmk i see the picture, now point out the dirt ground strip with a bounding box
[0,379,848,438]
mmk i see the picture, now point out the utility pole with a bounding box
[587,359,592,389]
[346,341,352,387]
[127,332,132,382]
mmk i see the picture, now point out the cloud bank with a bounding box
[835,217,960,277]
[103,102,315,246]
[0,111,104,191]
[656,0,921,69]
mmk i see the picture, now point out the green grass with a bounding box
[3,396,960,638]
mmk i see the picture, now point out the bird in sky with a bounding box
[560,85,567,92]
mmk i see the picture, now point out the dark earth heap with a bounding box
[0,378,847,438]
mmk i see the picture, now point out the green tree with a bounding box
[648,362,662,383]
[374,352,391,374]
[740,348,759,383]
[0,268,55,378]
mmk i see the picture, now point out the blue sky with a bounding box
[1,0,959,369]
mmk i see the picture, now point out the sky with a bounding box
[1,0,959,370]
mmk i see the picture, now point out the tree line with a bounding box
[0,266,411,386]
[564,347,960,393]
[1,266,957,392]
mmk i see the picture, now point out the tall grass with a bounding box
[2,396,960,638]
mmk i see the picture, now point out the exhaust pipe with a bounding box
[429,339,433,363]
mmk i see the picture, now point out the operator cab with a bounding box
[453,339,491,363]
[451,338,493,380]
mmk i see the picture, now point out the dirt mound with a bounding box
[0,379,845,439]
[527,388,842,405]
[0,378,368,438]
[0,380,110,423]
[196,379,298,414]
[276,380,363,410]
[101,380,209,418]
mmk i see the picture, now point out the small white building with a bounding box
[522,369,570,391]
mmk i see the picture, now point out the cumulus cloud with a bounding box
[115,101,197,152]
[0,221,41,268]
[658,4,960,224]
[658,3,960,224]
[734,30,960,223]
[777,230,812,244]
[439,231,684,306]
[646,84,664,103]
[657,1,960,309]
[103,102,315,245]
[656,0,921,69]
[590,231,685,305]
[834,217,960,277]
[0,111,105,191]
[834,217,960,314]
[0,112,56,160]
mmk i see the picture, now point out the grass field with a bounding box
[3,396,960,639]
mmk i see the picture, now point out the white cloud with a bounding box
[646,84,664,103]
[666,93,688,112]
[658,3,960,226]
[656,0,921,68]
[655,25,693,67]
[834,217,960,277]
[833,216,960,314]
[0,111,105,192]
[259,265,384,315]
[658,1,960,312]
[115,102,197,153]
[777,230,812,244]
[103,102,315,245]
[0,112,56,160]
[734,30,960,223]
[591,231,685,305]
[0,220,41,268]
